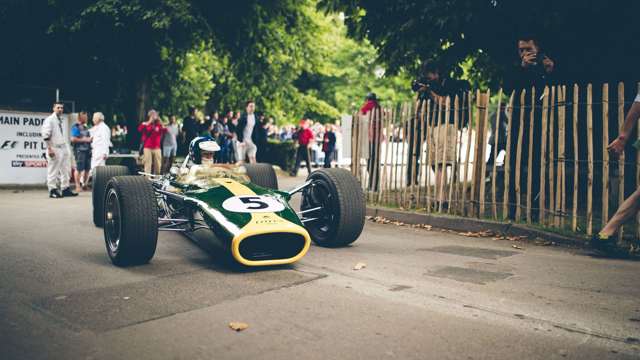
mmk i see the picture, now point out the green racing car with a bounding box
[91,136,365,267]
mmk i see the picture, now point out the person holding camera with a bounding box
[138,109,166,175]
[504,35,558,221]
[410,62,470,201]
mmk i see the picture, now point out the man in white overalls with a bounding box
[42,102,77,198]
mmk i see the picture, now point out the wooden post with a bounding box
[409,101,420,208]
[378,108,389,204]
[432,98,442,211]
[425,100,433,212]
[602,83,610,226]
[462,92,473,216]
[400,103,409,208]
[572,84,579,232]
[556,86,566,227]
[539,87,549,226]
[526,87,536,224]
[491,89,503,219]
[415,101,426,208]
[477,90,491,217]
[374,108,384,202]
[503,91,515,220]
[456,92,467,215]
[448,95,460,214]
[617,82,625,240]
[548,86,556,226]
[393,106,401,207]
[438,97,451,213]
[515,90,526,221]
[471,91,481,216]
[587,84,594,235]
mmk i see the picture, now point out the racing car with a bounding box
[91,136,365,267]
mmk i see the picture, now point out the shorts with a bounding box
[75,149,91,171]
[429,123,458,165]
[236,140,257,162]
[163,144,177,158]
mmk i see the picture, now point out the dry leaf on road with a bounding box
[353,262,367,270]
[229,322,249,332]
[512,245,524,250]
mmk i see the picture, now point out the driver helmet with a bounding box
[189,136,220,165]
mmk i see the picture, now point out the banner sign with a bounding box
[0,110,70,185]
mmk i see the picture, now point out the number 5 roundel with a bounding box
[222,195,285,213]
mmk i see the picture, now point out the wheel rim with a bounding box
[302,179,337,241]
[104,188,122,254]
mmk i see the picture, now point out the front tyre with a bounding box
[92,165,129,227]
[244,163,278,189]
[301,168,365,247]
[103,176,158,266]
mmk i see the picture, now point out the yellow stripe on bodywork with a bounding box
[214,178,311,266]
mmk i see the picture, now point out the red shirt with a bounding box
[360,99,378,115]
[138,122,166,149]
[297,128,314,146]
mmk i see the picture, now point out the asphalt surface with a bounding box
[1,172,640,360]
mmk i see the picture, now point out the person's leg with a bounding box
[304,146,312,175]
[291,146,303,176]
[247,141,257,164]
[74,156,82,192]
[153,149,162,174]
[46,149,60,193]
[143,148,152,174]
[323,151,331,168]
[60,148,71,191]
[600,187,640,237]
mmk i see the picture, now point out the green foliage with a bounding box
[321,0,640,88]
[0,0,414,127]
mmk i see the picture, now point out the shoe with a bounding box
[61,187,79,197]
[49,189,63,198]
[589,234,617,255]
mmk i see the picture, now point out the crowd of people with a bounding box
[137,100,342,176]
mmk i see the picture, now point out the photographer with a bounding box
[504,35,558,221]
[408,62,470,195]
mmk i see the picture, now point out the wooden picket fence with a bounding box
[351,82,640,241]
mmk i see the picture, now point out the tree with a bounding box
[320,0,640,88]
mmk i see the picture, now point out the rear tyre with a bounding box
[92,165,129,227]
[103,176,158,266]
[301,168,365,247]
[244,163,278,189]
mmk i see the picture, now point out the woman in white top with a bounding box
[89,112,112,172]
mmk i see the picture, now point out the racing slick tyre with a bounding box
[92,165,129,227]
[301,168,365,247]
[245,163,278,190]
[103,176,158,266]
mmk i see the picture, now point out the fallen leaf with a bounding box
[512,245,524,250]
[229,322,249,332]
[534,240,552,246]
[353,262,367,270]
[54,295,67,301]
[123,296,130,300]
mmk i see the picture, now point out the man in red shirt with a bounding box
[138,109,166,175]
[290,119,314,176]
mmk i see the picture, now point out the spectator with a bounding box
[89,112,111,172]
[182,106,199,150]
[70,111,92,192]
[591,93,640,253]
[162,115,179,173]
[228,111,239,163]
[290,119,314,176]
[138,109,165,175]
[235,101,259,164]
[255,115,269,162]
[215,114,232,163]
[322,123,336,168]
[42,101,76,198]
[504,35,558,220]
[411,62,470,190]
